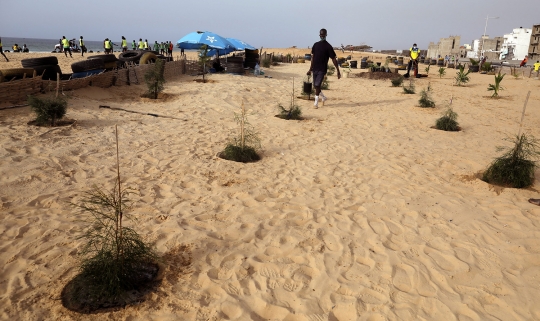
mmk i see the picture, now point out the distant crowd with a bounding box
[53,36,186,58]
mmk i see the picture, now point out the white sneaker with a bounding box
[314,96,319,108]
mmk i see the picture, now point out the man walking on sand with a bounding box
[533,60,540,77]
[307,28,341,109]
[79,36,86,57]
[405,43,420,78]
[121,36,128,52]
[0,38,8,62]
[61,36,72,58]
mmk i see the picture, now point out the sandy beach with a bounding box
[1,50,540,320]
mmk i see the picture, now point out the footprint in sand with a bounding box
[392,264,416,293]
[368,218,390,235]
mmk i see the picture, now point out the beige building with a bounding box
[426,36,461,59]
[528,24,540,61]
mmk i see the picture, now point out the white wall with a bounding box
[500,27,532,60]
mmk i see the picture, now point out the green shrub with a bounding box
[455,65,470,86]
[198,45,212,83]
[327,64,336,76]
[277,103,302,120]
[391,76,404,87]
[402,81,415,94]
[144,58,165,99]
[425,64,431,74]
[261,58,271,68]
[418,89,435,108]
[469,58,480,66]
[63,127,158,312]
[220,103,261,163]
[28,95,67,126]
[481,62,492,72]
[435,107,459,131]
[482,134,539,188]
[438,67,446,78]
[488,71,505,98]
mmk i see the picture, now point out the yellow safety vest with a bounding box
[535,62,540,71]
[138,41,144,49]
[0,41,3,47]
[79,39,84,46]
[144,41,148,49]
[410,47,419,60]
[62,39,70,48]
[105,40,111,49]
[121,39,127,47]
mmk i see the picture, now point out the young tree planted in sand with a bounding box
[220,102,261,163]
[63,126,157,312]
[488,71,505,98]
[402,79,415,94]
[418,88,435,108]
[391,76,404,87]
[261,58,271,68]
[277,78,302,120]
[435,107,460,131]
[454,65,471,86]
[143,58,165,99]
[438,67,446,78]
[425,64,431,75]
[482,134,540,188]
[28,95,67,126]
[198,45,212,83]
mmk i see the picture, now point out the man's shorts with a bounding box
[313,70,326,87]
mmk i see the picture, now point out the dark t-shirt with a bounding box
[311,40,336,72]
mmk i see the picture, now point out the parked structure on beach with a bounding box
[499,27,532,61]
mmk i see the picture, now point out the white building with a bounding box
[500,27,532,60]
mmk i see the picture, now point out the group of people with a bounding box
[10,43,29,53]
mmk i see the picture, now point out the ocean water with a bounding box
[1,37,131,53]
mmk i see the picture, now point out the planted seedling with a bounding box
[391,76,404,87]
[28,95,68,126]
[62,126,158,313]
[482,133,539,188]
[438,67,446,78]
[220,102,261,163]
[144,58,165,99]
[198,45,212,83]
[277,78,303,120]
[454,65,470,86]
[403,79,415,94]
[418,88,435,108]
[435,107,460,131]
[488,71,505,98]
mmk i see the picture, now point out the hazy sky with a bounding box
[1,0,538,50]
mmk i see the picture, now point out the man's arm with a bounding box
[331,57,341,79]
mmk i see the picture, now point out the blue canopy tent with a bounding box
[177,31,235,57]
[226,38,256,51]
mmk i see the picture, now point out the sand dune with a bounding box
[1,52,540,320]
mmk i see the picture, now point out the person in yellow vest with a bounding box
[405,43,420,78]
[534,60,540,77]
[79,36,86,57]
[61,36,73,58]
[104,38,113,54]
[138,38,144,50]
[144,39,149,50]
[0,37,8,62]
[121,36,128,52]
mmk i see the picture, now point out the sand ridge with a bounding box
[1,53,540,320]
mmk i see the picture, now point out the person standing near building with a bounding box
[405,43,420,78]
[0,38,8,62]
[520,55,528,68]
[306,28,341,109]
[121,36,128,52]
[534,60,540,77]
[61,36,72,58]
[79,36,86,57]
